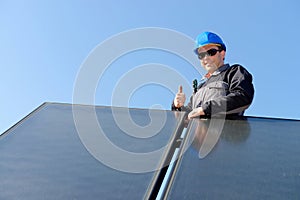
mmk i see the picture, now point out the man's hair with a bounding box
[217,45,226,61]
[218,44,226,52]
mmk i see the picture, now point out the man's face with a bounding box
[197,44,226,74]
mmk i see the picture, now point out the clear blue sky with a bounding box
[1,0,300,134]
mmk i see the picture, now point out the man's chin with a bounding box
[204,65,217,72]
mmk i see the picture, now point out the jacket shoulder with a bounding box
[230,64,246,70]
[229,64,252,75]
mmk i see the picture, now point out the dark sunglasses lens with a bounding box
[198,49,220,60]
[207,49,218,56]
[198,52,206,59]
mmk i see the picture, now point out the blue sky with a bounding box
[1,0,300,133]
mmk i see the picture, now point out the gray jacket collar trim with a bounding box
[211,64,230,76]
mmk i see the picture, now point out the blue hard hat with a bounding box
[194,31,226,54]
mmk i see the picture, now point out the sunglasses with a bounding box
[197,48,222,60]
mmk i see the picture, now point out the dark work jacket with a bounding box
[172,64,254,118]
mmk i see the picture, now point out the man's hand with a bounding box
[174,85,186,108]
[188,107,205,119]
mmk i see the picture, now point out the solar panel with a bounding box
[0,103,185,199]
[1,103,300,199]
[166,117,300,199]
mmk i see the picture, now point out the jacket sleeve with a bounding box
[201,65,254,115]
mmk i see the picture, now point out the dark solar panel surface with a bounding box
[0,103,183,200]
[167,118,300,199]
[1,103,299,199]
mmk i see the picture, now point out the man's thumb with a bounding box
[178,85,183,93]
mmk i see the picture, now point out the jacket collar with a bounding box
[211,63,230,76]
[201,64,230,81]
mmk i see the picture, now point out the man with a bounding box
[172,31,254,119]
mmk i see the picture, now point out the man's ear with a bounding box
[221,50,226,60]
